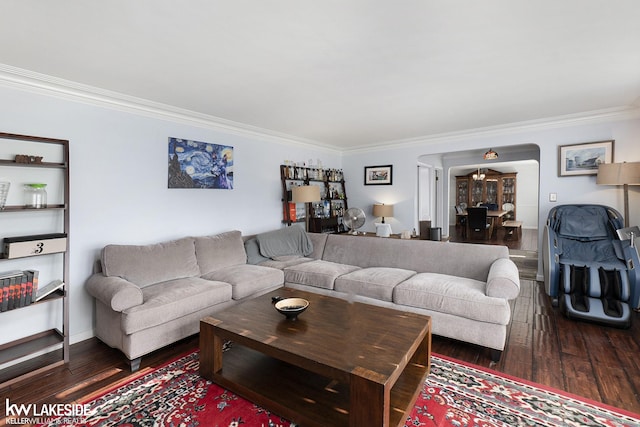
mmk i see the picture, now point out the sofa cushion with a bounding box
[102,237,200,287]
[245,238,270,265]
[195,230,247,274]
[259,256,314,269]
[122,277,232,334]
[201,264,284,300]
[322,234,508,282]
[393,273,511,325]
[335,267,416,301]
[306,232,328,259]
[284,260,360,290]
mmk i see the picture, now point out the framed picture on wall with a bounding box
[364,165,393,185]
[558,140,614,177]
[168,137,234,189]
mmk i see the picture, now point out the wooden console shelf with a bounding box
[0,329,64,365]
[0,132,70,387]
[0,159,67,168]
[280,164,348,233]
[0,204,66,212]
[0,329,65,386]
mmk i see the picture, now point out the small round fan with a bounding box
[343,207,366,235]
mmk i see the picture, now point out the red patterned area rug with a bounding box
[35,350,638,427]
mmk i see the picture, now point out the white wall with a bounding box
[343,115,640,279]
[514,161,539,228]
[2,81,640,351]
[0,84,341,347]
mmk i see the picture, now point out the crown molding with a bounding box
[344,105,640,154]
[0,64,341,154]
[1,63,638,156]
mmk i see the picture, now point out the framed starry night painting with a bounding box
[168,137,234,189]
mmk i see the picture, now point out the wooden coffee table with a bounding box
[200,288,431,427]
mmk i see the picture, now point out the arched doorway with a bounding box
[418,144,540,247]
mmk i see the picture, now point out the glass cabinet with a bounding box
[456,179,468,207]
[456,169,517,220]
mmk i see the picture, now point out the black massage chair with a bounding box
[542,204,639,328]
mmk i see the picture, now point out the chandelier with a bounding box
[472,167,485,181]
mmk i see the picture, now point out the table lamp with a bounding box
[373,203,394,237]
[373,203,394,223]
[292,185,321,231]
[597,161,640,228]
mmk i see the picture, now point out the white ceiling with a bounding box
[1,1,639,150]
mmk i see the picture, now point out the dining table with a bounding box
[457,209,508,220]
[456,209,508,238]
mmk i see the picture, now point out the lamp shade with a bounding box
[596,162,640,185]
[373,203,394,218]
[291,185,321,203]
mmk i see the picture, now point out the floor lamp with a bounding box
[292,185,321,232]
[597,162,640,228]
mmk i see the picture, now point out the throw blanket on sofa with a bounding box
[256,226,313,258]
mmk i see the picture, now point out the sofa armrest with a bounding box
[85,273,144,312]
[485,258,520,300]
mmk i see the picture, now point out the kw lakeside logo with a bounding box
[4,398,92,425]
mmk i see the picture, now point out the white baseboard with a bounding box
[71,329,96,345]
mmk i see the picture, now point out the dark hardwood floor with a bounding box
[1,225,639,422]
[448,224,640,414]
[448,223,539,251]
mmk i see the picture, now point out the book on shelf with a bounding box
[36,279,64,302]
[1,277,9,312]
[9,276,20,310]
[18,274,27,308]
[25,269,39,304]
[0,270,23,311]
[0,269,40,311]
[283,202,296,222]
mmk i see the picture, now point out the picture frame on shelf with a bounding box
[558,140,614,177]
[364,165,393,185]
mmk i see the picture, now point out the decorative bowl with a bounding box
[273,297,309,320]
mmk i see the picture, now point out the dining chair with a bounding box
[467,206,493,240]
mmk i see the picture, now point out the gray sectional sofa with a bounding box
[86,227,520,370]
[282,232,520,362]
[86,230,284,370]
